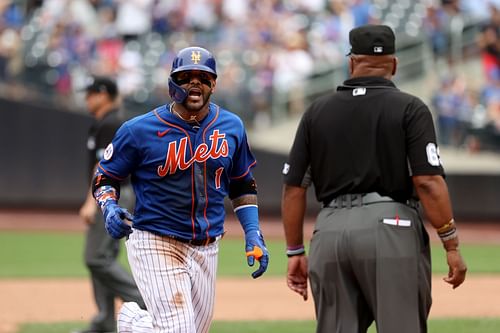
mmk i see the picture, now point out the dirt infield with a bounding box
[2,275,500,333]
[1,209,500,333]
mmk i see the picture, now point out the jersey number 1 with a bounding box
[215,167,224,189]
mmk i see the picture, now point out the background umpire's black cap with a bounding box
[84,76,118,98]
[348,24,395,55]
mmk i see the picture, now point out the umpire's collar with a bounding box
[337,76,397,91]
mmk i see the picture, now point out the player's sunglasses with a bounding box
[175,71,214,87]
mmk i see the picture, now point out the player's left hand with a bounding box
[245,230,269,279]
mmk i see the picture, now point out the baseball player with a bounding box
[91,46,269,333]
[281,25,467,333]
[76,76,145,333]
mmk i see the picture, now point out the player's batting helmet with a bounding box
[168,46,217,103]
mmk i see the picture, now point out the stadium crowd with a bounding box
[0,0,376,125]
[0,0,499,150]
[431,0,500,151]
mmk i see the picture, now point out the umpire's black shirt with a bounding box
[86,109,123,180]
[283,76,444,205]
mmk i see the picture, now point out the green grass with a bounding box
[215,319,500,333]
[430,243,500,274]
[0,232,91,277]
[1,231,500,277]
[17,319,500,333]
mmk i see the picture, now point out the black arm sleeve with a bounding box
[229,178,257,200]
[92,172,121,198]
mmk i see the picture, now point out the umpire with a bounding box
[281,25,467,333]
[77,76,145,333]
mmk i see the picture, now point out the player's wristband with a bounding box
[234,204,259,234]
[286,245,305,257]
[94,185,118,210]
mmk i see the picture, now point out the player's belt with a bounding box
[170,234,224,246]
[324,192,418,209]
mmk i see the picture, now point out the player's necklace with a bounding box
[170,103,201,127]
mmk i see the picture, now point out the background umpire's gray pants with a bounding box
[84,186,145,332]
[308,202,431,333]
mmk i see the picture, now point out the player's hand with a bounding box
[287,255,308,301]
[443,249,467,289]
[244,230,269,279]
[103,202,134,239]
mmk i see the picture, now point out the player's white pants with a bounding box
[118,302,153,333]
[121,229,219,333]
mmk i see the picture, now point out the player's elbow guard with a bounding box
[92,170,121,199]
[228,177,257,200]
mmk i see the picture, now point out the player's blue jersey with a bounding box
[97,102,256,240]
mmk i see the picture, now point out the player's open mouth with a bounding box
[187,89,202,102]
[188,89,201,97]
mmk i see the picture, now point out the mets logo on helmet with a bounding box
[191,51,201,64]
[157,129,228,176]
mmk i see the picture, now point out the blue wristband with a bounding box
[234,204,259,234]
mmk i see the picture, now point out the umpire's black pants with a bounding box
[308,199,431,333]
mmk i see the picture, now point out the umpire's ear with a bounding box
[391,56,398,76]
[348,56,355,75]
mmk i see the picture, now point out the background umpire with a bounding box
[281,25,467,333]
[77,76,145,333]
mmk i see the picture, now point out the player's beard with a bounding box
[183,88,212,113]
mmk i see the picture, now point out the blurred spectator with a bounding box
[0,1,24,80]
[116,42,144,97]
[464,89,489,152]
[1,1,23,29]
[115,0,153,41]
[476,2,500,83]
[184,0,218,32]
[221,0,248,22]
[486,91,500,131]
[350,0,375,26]
[423,0,464,66]
[423,3,450,61]
[460,0,500,21]
[271,31,314,115]
[150,0,184,35]
[452,75,500,152]
[432,74,472,147]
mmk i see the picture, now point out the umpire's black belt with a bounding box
[324,192,418,209]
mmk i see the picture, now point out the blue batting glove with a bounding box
[103,202,134,239]
[245,230,269,279]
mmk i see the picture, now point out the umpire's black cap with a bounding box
[84,76,118,98]
[348,24,395,56]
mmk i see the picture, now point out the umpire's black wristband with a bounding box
[286,245,306,257]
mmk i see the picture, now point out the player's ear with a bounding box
[210,78,217,93]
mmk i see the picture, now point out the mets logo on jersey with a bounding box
[191,50,201,64]
[157,129,228,176]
